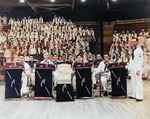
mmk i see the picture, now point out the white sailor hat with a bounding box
[141,29,145,31]
[97,54,101,57]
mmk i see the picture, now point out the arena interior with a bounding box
[0,0,150,119]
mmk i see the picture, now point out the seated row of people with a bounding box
[8,52,112,97]
[113,29,150,42]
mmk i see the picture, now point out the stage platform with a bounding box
[0,78,150,119]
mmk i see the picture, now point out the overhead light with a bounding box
[20,0,25,3]
[81,0,86,2]
[112,0,117,2]
[51,0,55,2]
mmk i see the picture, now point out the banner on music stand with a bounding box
[34,68,53,98]
[5,68,22,99]
[56,84,74,102]
[76,68,92,98]
[110,67,127,96]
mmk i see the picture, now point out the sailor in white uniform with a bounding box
[20,56,31,96]
[94,54,111,96]
[92,54,102,89]
[128,38,143,102]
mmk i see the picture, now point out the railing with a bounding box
[114,18,150,25]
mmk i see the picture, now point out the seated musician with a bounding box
[19,55,31,97]
[93,54,111,96]
[92,54,102,89]
[67,54,75,82]
[29,55,37,88]
[40,53,58,89]
[52,53,60,67]
[49,54,53,62]
[83,52,91,63]
[40,53,53,64]
[68,54,74,63]
[72,53,95,91]
[72,54,83,90]
[91,54,96,60]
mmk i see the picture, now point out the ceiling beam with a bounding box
[72,0,75,11]
[25,0,36,12]
[37,6,69,11]
[32,3,72,7]
[106,0,109,11]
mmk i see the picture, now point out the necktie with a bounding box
[45,60,49,64]
[131,47,137,60]
[104,62,108,71]
[36,49,39,55]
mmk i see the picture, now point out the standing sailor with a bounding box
[128,38,143,102]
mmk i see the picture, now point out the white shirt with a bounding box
[128,46,143,71]
[40,59,53,64]
[95,60,111,77]
[22,62,31,77]
[41,59,57,72]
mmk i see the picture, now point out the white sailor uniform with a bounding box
[94,60,111,91]
[21,62,31,96]
[128,46,143,100]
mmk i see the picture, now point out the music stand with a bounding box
[34,63,54,99]
[4,63,22,100]
[56,64,74,102]
[74,62,92,98]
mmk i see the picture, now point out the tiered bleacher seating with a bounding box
[2,25,11,32]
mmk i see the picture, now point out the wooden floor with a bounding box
[0,78,150,119]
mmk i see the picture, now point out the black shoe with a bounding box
[128,76,131,79]
[32,85,35,91]
[109,92,112,95]
[73,91,76,96]
[103,91,108,96]
[54,86,57,90]
[129,96,136,99]
[142,77,147,80]
[136,99,143,102]
[93,84,97,89]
